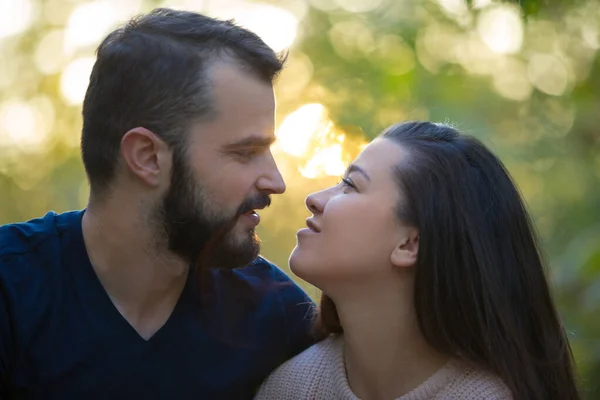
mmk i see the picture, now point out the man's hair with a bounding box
[81,8,285,197]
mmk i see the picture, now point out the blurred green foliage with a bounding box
[0,0,598,396]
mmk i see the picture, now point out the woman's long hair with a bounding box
[314,121,581,400]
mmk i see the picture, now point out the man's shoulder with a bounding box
[0,211,84,350]
[243,256,297,281]
[0,211,80,256]
[0,210,82,277]
[235,256,312,303]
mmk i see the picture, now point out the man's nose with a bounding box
[256,152,286,195]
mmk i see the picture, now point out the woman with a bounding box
[255,121,581,399]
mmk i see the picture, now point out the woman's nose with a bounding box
[305,189,329,214]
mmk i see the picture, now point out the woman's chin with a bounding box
[289,249,316,284]
[288,249,303,277]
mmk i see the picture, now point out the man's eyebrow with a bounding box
[346,164,371,181]
[222,135,276,150]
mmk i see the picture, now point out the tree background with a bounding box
[0,0,598,396]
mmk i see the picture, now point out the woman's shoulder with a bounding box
[254,335,344,399]
[277,334,342,373]
[438,360,513,399]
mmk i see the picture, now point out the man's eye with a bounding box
[235,149,258,159]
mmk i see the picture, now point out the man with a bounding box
[0,8,314,399]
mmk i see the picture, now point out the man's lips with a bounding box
[240,211,260,227]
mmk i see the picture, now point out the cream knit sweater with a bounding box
[255,335,513,400]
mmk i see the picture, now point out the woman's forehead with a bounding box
[352,138,407,178]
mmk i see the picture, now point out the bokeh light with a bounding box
[64,1,118,54]
[215,3,299,53]
[492,58,532,101]
[277,104,328,157]
[437,0,469,19]
[528,53,570,96]
[0,0,598,391]
[477,5,523,54]
[329,19,376,59]
[35,29,68,75]
[0,0,35,39]
[276,103,366,179]
[0,99,49,151]
[300,144,346,179]
[307,0,338,12]
[334,0,384,14]
[60,57,95,105]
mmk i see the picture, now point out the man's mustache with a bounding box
[206,191,272,244]
[194,191,271,269]
[237,192,271,216]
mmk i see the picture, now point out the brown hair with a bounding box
[314,121,581,400]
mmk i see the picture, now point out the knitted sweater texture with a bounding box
[255,336,512,399]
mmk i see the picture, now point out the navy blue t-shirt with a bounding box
[0,210,315,399]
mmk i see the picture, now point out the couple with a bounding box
[0,8,581,400]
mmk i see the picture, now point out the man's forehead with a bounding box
[210,64,275,107]
[186,63,276,147]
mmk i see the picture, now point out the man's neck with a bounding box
[82,199,189,340]
[336,285,448,400]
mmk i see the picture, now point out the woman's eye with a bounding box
[340,178,356,191]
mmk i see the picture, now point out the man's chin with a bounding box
[209,233,261,270]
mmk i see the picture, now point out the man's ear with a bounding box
[120,127,171,188]
[390,228,419,268]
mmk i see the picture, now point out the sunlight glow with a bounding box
[0,0,34,39]
[0,99,50,150]
[477,5,523,54]
[276,104,329,157]
[276,104,366,179]
[276,52,314,101]
[437,0,469,18]
[472,0,493,9]
[104,0,144,19]
[300,144,346,179]
[225,4,298,52]
[0,102,35,146]
[43,0,73,25]
[35,29,68,75]
[65,1,118,53]
[60,57,95,105]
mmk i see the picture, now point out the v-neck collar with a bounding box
[68,210,193,345]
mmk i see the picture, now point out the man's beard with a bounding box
[155,149,270,270]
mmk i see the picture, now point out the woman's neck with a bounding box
[335,288,449,400]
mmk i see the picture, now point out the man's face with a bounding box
[157,63,286,269]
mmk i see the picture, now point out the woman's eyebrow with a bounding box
[346,164,371,181]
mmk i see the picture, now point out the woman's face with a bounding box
[289,138,418,291]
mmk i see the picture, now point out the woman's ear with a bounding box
[390,228,419,268]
